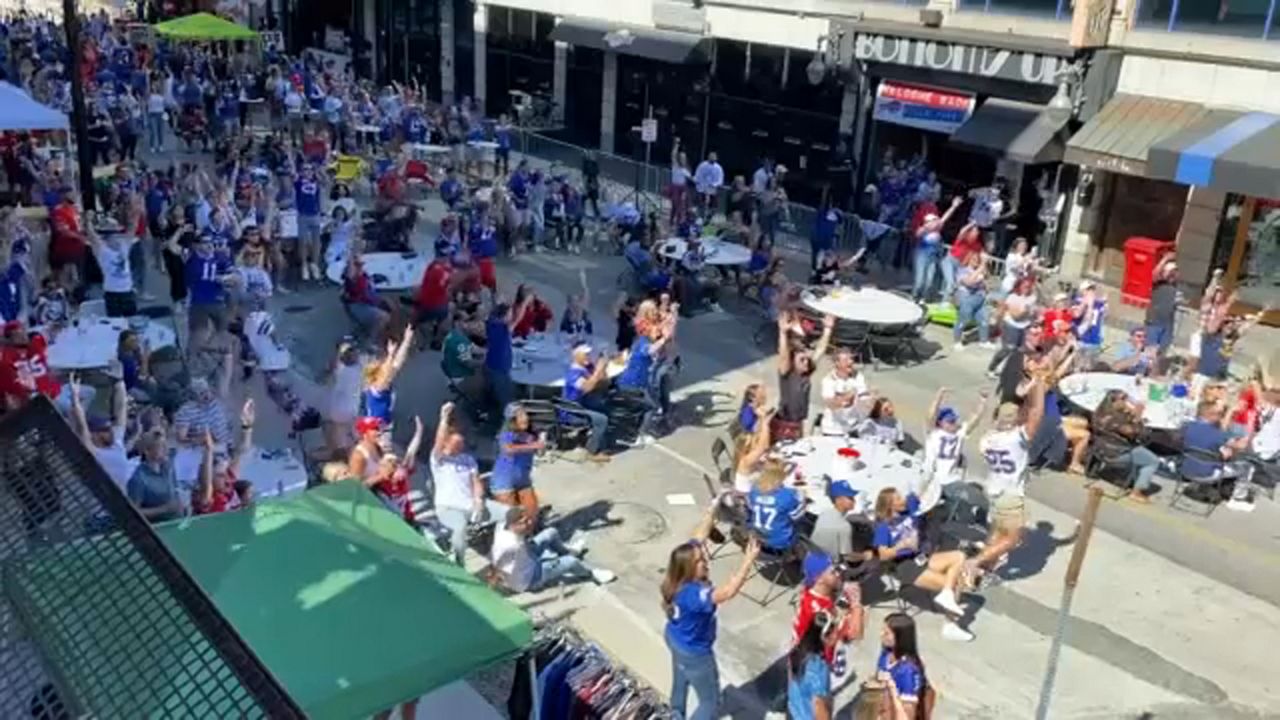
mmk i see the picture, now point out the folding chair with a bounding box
[830,320,875,365]
[1083,429,1139,499]
[1169,446,1239,517]
[739,534,810,608]
[710,436,731,475]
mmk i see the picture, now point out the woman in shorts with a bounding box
[490,403,544,516]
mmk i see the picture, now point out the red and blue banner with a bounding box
[873,81,976,136]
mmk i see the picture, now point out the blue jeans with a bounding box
[912,246,940,301]
[668,636,720,720]
[1144,323,1174,354]
[147,112,165,149]
[941,254,962,301]
[1122,446,1161,493]
[528,528,592,590]
[569,406,609,453]
[954,289,990,343]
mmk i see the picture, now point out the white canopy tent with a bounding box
[0,81,69,131]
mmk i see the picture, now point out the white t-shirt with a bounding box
[1003,292,1037,329]
[284,91,304,115]
[671,165,691,186]
[1253,404,1279,461]
[923,427,967,487]
[147,92,166,114]
[980,427,1030,498]
[430,449,479,511]
[819,371,869,435]
[1001,251,1033,293]
[326,361,363,422]
[969,188,1004,228]
[276,208,299,238]
[92,427,136,490]
[491,526,536,592]
[94,238,137,293]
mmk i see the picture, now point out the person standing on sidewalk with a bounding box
[693,151,724,221]
[1144,254,1180,357]
[660,501,761,720]
[670,138,693,226]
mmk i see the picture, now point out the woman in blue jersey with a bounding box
[490,403,543,515]
[615,310,676,445]
[359,325,414,428]
[874,613,933,720]
[746,460,806,552]
[660,504,760,720]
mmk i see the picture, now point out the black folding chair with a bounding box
[1083,429,1140,499]
[830,320,875,364]
[710,436,731,475]
[1170,446,1238,517]
[739,533,811,608]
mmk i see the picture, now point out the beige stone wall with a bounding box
[1174,185,1227,301]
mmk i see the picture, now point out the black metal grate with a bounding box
[0,397,305,719]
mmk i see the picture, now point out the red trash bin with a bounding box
[1121,236,1175,307]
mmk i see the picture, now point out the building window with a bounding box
[1215,194,1280,313]
[1133,0,1278,40]
[958,0,1070,19]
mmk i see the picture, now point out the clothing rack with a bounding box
[509,622,671,720]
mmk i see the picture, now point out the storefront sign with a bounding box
[872,81,975,135]
[853,33,1068,86]
[1070,0,1116,48]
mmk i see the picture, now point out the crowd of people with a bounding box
[3,7,1280,720]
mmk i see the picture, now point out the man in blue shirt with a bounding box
[485,299,526,416]
[561,344,611,461]
[1111,327,1156,376]
[294,165,323,281]
[1181,399,1257,511]
[183,235,233,341]
[439,167,463,210]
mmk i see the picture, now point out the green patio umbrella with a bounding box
[152,13,258,41]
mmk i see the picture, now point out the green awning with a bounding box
[152,13,258,41]
[155,481,531,719]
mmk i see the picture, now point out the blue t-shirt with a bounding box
[876,649,925,705]
[362,387,395,425]
[787,654,832,720]
[145,185,169,221]
[1075,299,1106,346]
[491,430,535,487]
[872,497,923,560]
[485,318,513,373]
[403,115,427,143]
[1181,419,1227,478]
[185,254,227,306]
[1114,341,1151,375]
[469,226,498,259]
[747,486,805,550]
[440,178,463,208]
[294,178,321,217]
[562,364,590,404]
[738,404,758,434]
[812,209,839,251]
[0,263,25,322]
[665,579,717,655]
[617,336,654,389]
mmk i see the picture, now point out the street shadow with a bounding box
[672,389,736,429]
[1002,520,1078,582]
[721,654,789,720]
[548,499,622,537]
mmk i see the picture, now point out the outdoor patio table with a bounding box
[775,435,929,515]
[1059,372,1194,432]
[510,334,625,391]
[325,250,430,292]
[657,237,752,266]
[801,286,924,326]
[38,317,177,371]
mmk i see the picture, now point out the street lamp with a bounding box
[806,30,845,86]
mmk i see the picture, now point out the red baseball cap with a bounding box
[354,416,384,435]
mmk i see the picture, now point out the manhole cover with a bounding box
[282,304,313,315]
[594,501,669,545]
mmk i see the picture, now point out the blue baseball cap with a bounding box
[936,407,959,426]
[828,480,858,500]
[803,551,834,588]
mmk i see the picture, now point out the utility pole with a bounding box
[62,0,95,209]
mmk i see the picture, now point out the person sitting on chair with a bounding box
[746,459,806,553]
[858,397,905,447]
[676,235,720,315]
[561,343,613,464]
[871,488,974,642]
[441,313,484,408]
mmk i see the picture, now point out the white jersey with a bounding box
[924,427,966,486]
[979,427,1030,498]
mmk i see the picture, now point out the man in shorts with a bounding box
[973,378,1045,579]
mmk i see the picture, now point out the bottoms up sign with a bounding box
[873,81,975,135]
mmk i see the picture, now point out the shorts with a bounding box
[298,215,322,244]
[489,470,531,494]
[348,301,387,329]
[414,304,448,324]
[990,494,1028,534]
[893,554,929,585]
[477,257,497,290]
[188,303,228,334]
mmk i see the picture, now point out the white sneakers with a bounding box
[941,621,974,642]
[300,264,312,281]
[591,568,617,585]
[934,590,965,616]
[952,342,965,352]
[310,262,322,280]
[565,536,588,557]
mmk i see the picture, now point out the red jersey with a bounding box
[0,334,60,405]
[374,466,415,523]
[49,204,84,259]
[792,588,838,663]
[1231,386,1261,430]
[416,260,452,309]
[950,224,984,261]
[1042,308,1072,339]
[195,486,241,515]
[513,300,554,339]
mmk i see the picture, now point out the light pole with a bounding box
[62,0,95,209]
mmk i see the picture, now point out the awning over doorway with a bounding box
[1064,94,1208,177]
[1147,110,1280,199]
[949,98,1069,164]
[548,18,710,64]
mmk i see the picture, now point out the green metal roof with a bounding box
[1065,93,1209,177]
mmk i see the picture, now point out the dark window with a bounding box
[453,0,475,102]
[1133,0,1278,39]
[712,40,747,97]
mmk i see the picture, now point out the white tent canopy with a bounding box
[0,82,68,131]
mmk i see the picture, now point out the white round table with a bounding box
[1059,372,1193,431]
[657,238,752,266]
[326,251,431,292]
[409,143,450,158]
[468,140,499,151]
[40,317,177,371]
[801,287,924,326]
[510,335,625,390]
[775,435,927,515]
[238,447,309,499]
[244,311,291,372]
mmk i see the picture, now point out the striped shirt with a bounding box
[173,399,232,447]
